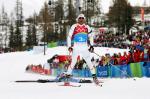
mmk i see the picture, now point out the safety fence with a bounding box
[50,61,150,78]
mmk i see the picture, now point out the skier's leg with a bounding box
[57,48,79,80]
[82,50,100,85]
[82,49,95,74]
[66,50,78,74]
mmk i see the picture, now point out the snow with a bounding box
[0,46,150,99]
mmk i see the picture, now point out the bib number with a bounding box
[73,33,88,42]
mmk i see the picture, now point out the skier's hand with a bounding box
[68,47,73,52]
[89,46,94,53]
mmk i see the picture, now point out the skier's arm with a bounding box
[87,25,94,46]
[87,25,94,53]
[67,24,76,47]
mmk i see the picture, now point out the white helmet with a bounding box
[76,14,86,22]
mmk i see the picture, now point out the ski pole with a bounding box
[93,51,101,57]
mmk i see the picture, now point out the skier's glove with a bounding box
[68,47,73,52]
[89,46,94,53]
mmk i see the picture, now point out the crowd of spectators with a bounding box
[92,30,150,66]
[94,32,127,48]
[98,48,150,66]
[94,30,150,49]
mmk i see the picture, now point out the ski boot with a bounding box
[92,74,102,86]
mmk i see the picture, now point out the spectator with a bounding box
[120,52,128,65]
[148,47,150,61]
[112,53,119,65]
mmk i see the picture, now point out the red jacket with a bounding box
[133,50,141,62]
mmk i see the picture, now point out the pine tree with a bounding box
[14,24,23,50]
[82,0,100,24]
[108,0,134,34]
[32,25,38,46]
[38,2,53,42]
[67,0,76,26]
[0,5,9,48]
[9,23,15,49]
[13,0,24,50]
[25,24,37,49]
[25,25,32,48]
[55,0,66,41]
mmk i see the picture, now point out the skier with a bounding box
[60,14,100,85]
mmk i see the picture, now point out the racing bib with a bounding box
[73,32,88,42]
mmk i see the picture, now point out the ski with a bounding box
[15,79,59,83]
[15,78,92,83]
[15,79,103,87]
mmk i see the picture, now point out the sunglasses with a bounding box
[79,17,84,19]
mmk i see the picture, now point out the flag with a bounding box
[141,7,144,21]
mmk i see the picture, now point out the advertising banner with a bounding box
[120,64,131,78]
[110,65,121,78]
[96,66,109,77]
[130,63,142,77]
[144,62,150,77]
[83,68,92,77]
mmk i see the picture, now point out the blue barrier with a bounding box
[140,62,146,77]
[108,64,131,78]
[83,68,92,77]
[144,62,150,77]
[147,61,150,66]
[78,69,83,77]
[126,64,132,77]
[120,64,131,78]
[72,69,85,77]
[72,69,79,77]
[96,66,109,77]
[110,65,121,78]
[49,61,150,78]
